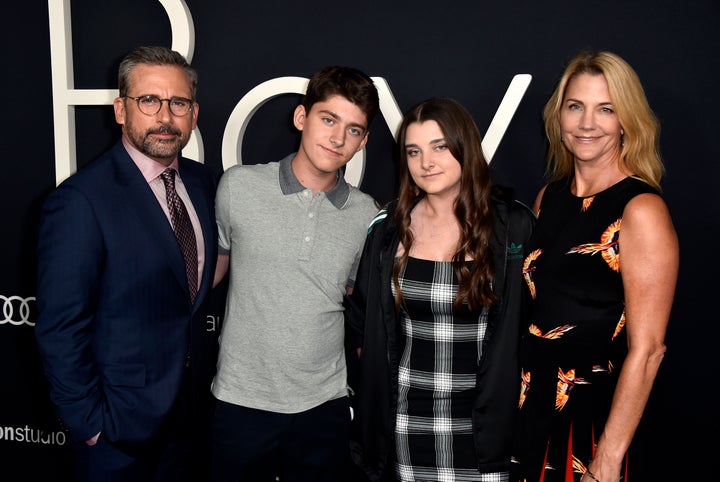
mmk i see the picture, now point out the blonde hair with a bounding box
[543,50,664,191]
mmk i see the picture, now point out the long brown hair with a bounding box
[393,98,495,311]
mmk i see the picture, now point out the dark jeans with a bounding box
[211,396,355,482]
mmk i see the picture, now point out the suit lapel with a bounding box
[112,144,191,300]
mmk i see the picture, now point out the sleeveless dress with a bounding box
[510,177,658,482]
[393,256,508,482]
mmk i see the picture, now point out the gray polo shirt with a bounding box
[212,154,379,413]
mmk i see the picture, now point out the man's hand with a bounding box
[86,432,100,446]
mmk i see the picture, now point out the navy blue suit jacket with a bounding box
[35,140,218,445]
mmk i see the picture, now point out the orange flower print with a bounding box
[582,196,595,211]
[556,367,588,410]
[519,369,531,408]
[523,249,542,298]
[573,455,587,475]
[612,311,626,340]
[566,219,621,272]
[528,324,575,339]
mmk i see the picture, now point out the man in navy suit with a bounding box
[35,46,218,482]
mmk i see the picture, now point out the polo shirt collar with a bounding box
[278,153,349,209]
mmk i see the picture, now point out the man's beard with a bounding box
[126,122,190,160]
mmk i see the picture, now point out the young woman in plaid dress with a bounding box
[345,98,535,482]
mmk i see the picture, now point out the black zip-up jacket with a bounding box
[344,188,535,481]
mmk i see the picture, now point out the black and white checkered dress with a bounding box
[393,256,508,482]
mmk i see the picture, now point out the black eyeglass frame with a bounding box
[123,95,195,117]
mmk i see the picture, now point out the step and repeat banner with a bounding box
[2,0,717,480]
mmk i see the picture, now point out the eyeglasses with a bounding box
[123,95,195,116]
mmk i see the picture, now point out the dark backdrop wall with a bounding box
[2,1,718,480]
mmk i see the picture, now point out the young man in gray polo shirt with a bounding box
[211,66,380,482]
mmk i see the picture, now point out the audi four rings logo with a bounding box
[1,295,36,326]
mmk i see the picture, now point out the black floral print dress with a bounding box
[511,177,658,482]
